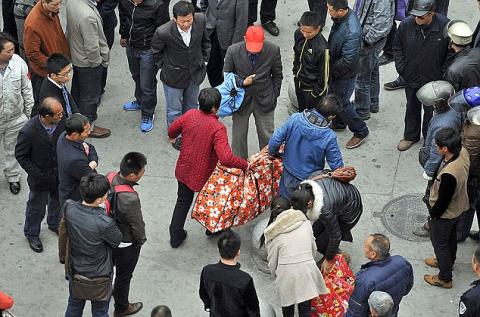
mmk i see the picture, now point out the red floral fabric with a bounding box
[311,254,355,317]
[192,152,283,233]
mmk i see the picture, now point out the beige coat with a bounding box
[264,209,328,307]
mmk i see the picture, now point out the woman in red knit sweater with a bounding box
[167,88,249,248]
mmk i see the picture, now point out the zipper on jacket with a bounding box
[296,39,309,88]
[128,1,136,46]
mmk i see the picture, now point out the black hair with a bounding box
[434,127,462,156]
[38,97,62,117]
[120,152,147,176]
[151,305,172,317]
[474,246,480,264]
[326,0,349,10]
[173,1,195,18]
[65,113,89,135]
[316,94,340,118]
[290,183,315,214]
[369,233,390,260]
[198,88,221,113]
[0,31,16,52]
[217,229,241,260]
[299,11,322,28]
[79,174,110,204]
[46,53,71,75]
[259,196,291,246]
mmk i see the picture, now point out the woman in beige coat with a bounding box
[264,205,328,317]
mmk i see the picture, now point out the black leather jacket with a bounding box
[445,47,480,91]
[60,201,122,278]
[293,28,329,97]
[118,0,169,50]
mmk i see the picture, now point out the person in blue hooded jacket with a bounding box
[268,94,344,199]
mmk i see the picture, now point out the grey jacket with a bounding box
[0,54,34,122]
[200,0,248,50]
[355,0,394,45]
[61,200,122,278]
[66,0,110,68]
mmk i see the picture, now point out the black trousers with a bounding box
[112,245,141,312]
[307,0,327,27]
[248,0,277,24]
[429,217,458,282]
[206,30,227,87]
[282,300,311,317]
[294,82,320,112]
[2,0,18,41]
[71,65,104,122]
[169,181,194,245]
[404,85,433,142]
[457,178,480,242]
[312,217,359,259]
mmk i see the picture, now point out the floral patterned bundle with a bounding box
[192,152,283,233]
[311,254,356,317]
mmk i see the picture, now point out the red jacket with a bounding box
[168,109,248,192]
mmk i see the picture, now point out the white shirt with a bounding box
[177,25,192,47]
[47,75,63,89]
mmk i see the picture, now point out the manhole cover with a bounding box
[376,194,430,242]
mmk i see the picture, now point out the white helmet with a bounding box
[445,20,474,46]
[416,81,455,107]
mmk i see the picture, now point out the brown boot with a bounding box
[424,257,438,268]
[89,125,111,139]
[424,274,452,289]
[346,135,367,149]
[397,139,417,151]
[114,302,143,317]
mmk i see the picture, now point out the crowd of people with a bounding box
[1,0,480,315]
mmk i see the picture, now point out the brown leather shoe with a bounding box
[346,135,367,149]
[424,257,439,268]
[114,302,143,317]
[424,274,452,289]
[397,139,417,151]
[89,125,111,139]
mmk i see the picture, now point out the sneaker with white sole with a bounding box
[140,115,154,132]
[123,100,140,111]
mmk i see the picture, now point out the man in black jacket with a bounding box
[15,97,65,253]
[119,0,169,133]
[37,54,79,117]
[60,174,122,316]
[151,1,211,149]
[459,247,480,317]
[199,230,260,316]
[293,11,329,112]
[111,152,147,317]
[56,113,98,207]
[392,0,449,151]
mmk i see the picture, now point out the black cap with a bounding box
[409,0,435,17]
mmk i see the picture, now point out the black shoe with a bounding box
[370,106,379,113]
[470,231,480,241]
[262,21,279,36]
[27,237,43,253]
[379,54,394,66]
[172,137,181,151]
[170,230,187,248]
[384,77,405,91]
[205,229,223,237]
[114,302,143,317]
[48,226,59,235]
[9,181,20,194]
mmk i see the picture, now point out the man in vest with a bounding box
[424,127,470,289]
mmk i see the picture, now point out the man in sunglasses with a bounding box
[392,0,449,152]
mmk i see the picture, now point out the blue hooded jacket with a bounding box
[268,109,343,180]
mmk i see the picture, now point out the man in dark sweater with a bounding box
[36,53,79,117]
[199,230,260,317]
[424,128,470,289]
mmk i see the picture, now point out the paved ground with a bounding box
[1,0,480,316]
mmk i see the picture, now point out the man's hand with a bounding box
[321,259,334,274]
[120,38,127,48]
[243,74,256,86]
[89,161,98,170]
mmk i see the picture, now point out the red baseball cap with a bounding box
[245,26,265,53]
[0,291,13,310]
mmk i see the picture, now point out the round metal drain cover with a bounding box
[378,194,430,242]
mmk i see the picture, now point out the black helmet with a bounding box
[409,0,435,17]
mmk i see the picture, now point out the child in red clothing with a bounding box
[167,88,248,248]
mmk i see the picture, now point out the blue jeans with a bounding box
[330,78,369,138]
[65,279,110,317]
[24,189,60,237]
[162,81,199,128]
[126,46,158,118]
[279,169,302,200]
[354,38,386,118]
